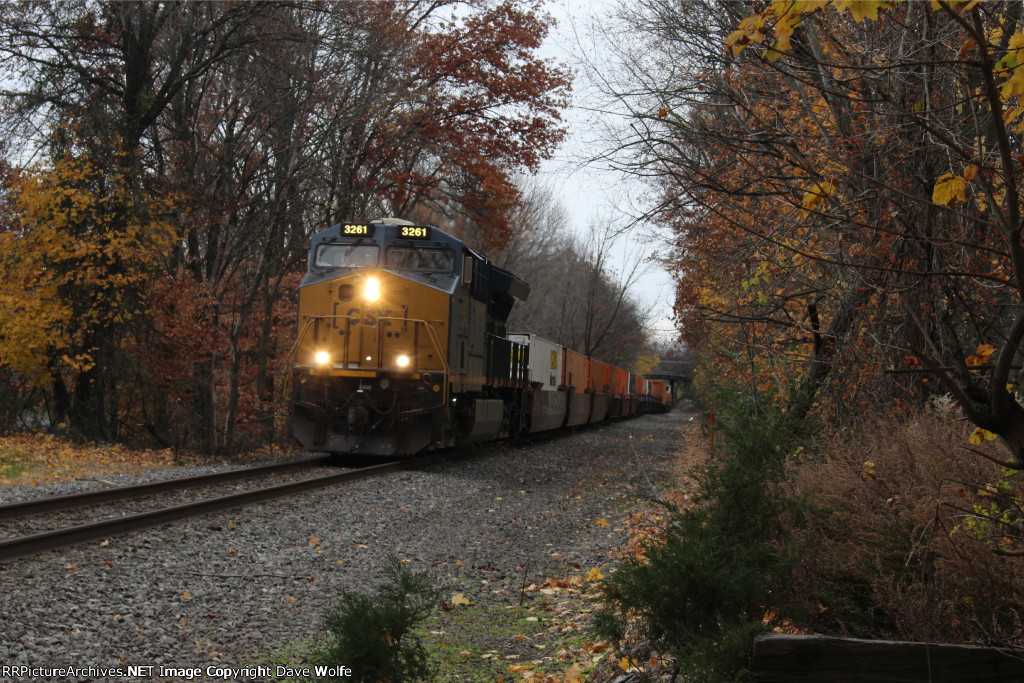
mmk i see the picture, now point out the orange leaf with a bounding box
[966,344,997,366]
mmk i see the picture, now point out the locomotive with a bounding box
[290,217,669,456]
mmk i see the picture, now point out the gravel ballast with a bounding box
[0,411,688,682]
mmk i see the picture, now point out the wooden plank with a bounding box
[752,634,1024,683]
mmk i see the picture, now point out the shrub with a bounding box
[310,555,439,683]
[785,402,1024,645]
[593,389,808,681]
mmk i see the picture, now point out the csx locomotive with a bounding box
[291,218,669,456]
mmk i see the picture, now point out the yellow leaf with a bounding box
[596,518,609,527]
[451,592,470,606]
[588,567,605,582]
[861,461,876,481]
[565,664,583,683]
[619,657,640,672]
[932,173,968,206]
[933,0,983,10]
[802,179,835,210]
[969,428,999,445]
[836,0,886,22]
[1001,66,1024,100]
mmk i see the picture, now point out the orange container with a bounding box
[588,359,608,392]
[611,367,628,394]
[563,349,588,390]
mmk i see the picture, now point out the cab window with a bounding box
[385,247,454,273]
[315,243,379,268]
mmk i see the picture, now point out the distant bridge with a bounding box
[646,359,694,396]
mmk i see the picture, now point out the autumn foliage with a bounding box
[587,0,1024,465]
[0,1,569,452]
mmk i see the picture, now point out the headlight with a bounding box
[315,350,330,366]
[397,354,410,368]
[365,277,380,301]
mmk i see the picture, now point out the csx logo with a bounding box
[332,305,394,327]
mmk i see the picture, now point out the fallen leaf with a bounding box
[619,656,640,672]
[969,427,999,445]
[861,461,876,481]
[451,593,470,606]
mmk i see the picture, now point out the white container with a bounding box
[508,333,562,391]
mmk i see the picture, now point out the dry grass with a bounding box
[785,400,1024,645]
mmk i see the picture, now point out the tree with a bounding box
[593,0,1024,464]
[492,181,657,369]
[0,1,572,451]
[0,136,173,437]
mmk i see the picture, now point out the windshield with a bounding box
[315,243,379,269]
[385,247,454,273]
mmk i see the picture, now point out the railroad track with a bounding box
[0,450,463,563]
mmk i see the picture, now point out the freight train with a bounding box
[290,217,670,456]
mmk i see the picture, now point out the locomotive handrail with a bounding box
[376,315,450,410]
[286,317,317,364]
[295,314,450,408]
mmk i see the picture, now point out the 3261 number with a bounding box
[400,226,430,239]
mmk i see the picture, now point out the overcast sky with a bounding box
[535,0,679,345]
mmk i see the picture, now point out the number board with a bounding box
[399,225,432,240]
[342,223,374,237]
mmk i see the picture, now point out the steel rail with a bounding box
[0,455,334,522]
[0,450,462,564]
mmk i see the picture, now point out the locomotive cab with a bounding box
[291,218,529,456]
